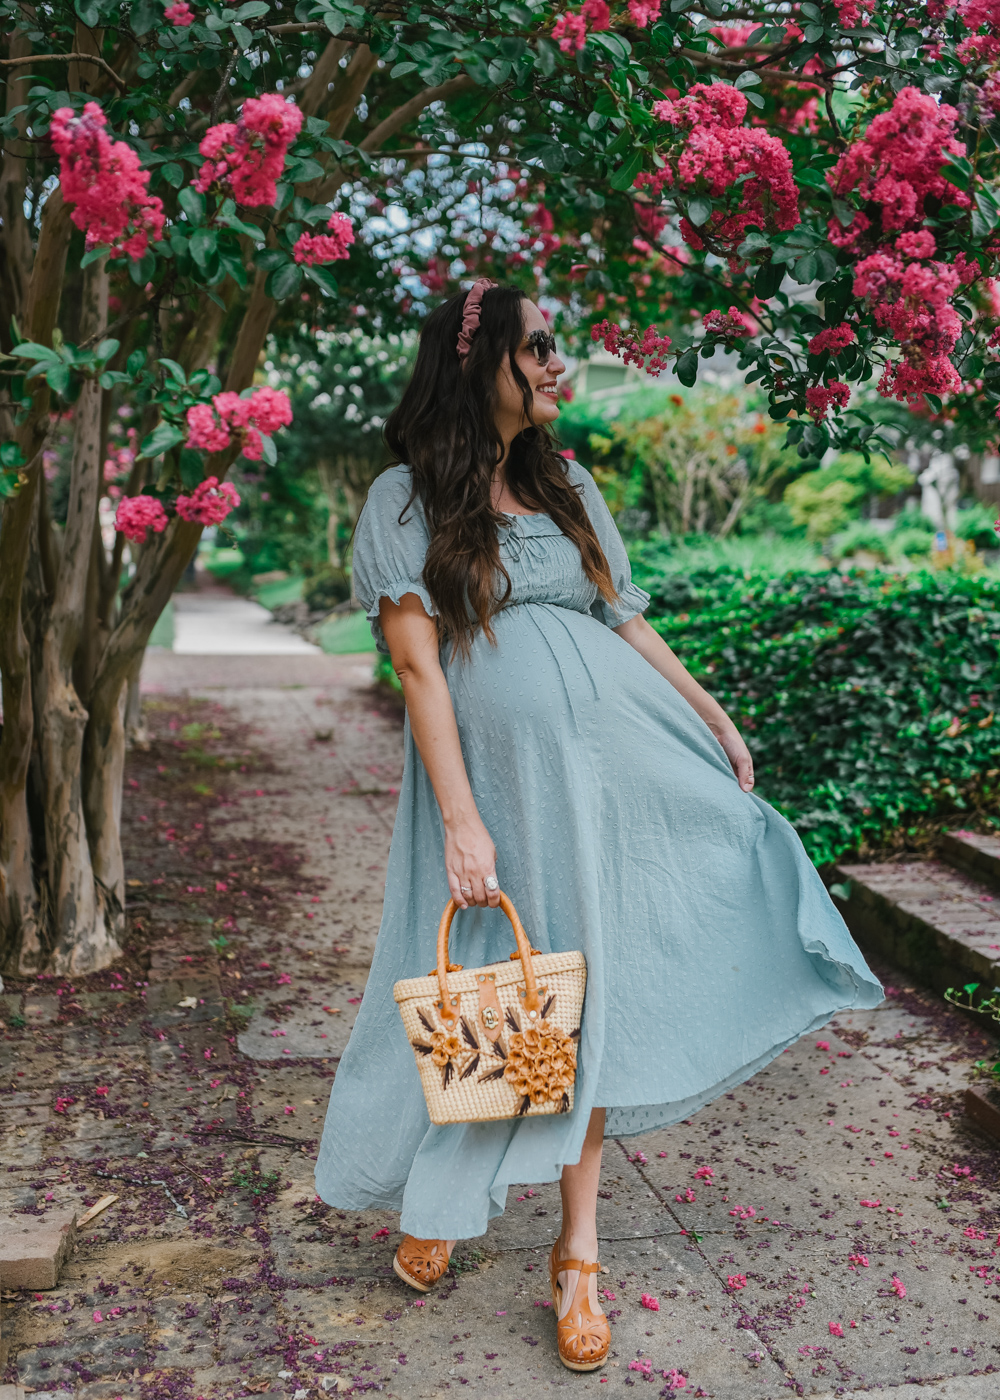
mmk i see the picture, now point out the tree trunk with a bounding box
[35,256,122,974]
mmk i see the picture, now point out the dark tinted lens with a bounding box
[525,329,557,365]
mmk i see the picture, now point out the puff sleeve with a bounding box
[569,461,651,628]
[351,466,437,654]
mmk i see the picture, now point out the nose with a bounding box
[549,351,567,376]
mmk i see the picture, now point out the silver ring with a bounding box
[460,885,472,895]
[484,875,499,892]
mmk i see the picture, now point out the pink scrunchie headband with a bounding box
[456,277,498,358]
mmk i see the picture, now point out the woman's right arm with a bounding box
[379,593,500,911]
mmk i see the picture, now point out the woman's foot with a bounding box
[392,1236,457,1291]
[549,1237,611,1372]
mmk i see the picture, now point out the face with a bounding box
[495,300,567,439]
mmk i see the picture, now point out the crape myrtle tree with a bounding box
[1,0,1000,975]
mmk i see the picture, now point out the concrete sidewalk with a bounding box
[171,589,320,655]
[2,653,999,1399]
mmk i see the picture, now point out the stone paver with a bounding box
[0,1209,77,1290]
[2,653,1000,1399]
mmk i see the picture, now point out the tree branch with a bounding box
[0,51,126,90]
[358,74,477,152]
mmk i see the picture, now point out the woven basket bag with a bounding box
[394,891,587,1127]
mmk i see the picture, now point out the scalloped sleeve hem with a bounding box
[366,581,438,655]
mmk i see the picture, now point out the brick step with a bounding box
[941,827,1000,891]
[833,858,1000,996]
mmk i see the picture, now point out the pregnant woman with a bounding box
[316,280,882,1372]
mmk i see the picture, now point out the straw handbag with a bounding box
[394,891,587,1127]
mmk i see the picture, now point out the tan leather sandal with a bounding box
[549,1243,611,1372]
[393,1236,452,1291]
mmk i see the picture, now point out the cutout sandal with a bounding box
[393,1236,452,1291]
[549,1243,611,1372]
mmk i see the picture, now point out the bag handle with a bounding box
[435,891,541,1027]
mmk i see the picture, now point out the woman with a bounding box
[316,280,882,1372]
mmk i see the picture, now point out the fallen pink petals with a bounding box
[640,1293,659,1311]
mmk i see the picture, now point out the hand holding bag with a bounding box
[394,891,587,1126]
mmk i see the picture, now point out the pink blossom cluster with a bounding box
[640,1293,660,1311]
[890,1275,907,1298]
[807,323,857,355]
[164,0,194,23]
[709,22,757,45]
[194,93,303,208]
[853,250,962,402]
[176,477,241,525]
[957,0,1000,60]
[834,0,874,27]
[703,306,754,338]
[185,386,293,461]
[651,84,799,258]
[628,0,660,24]
[828,87,968,245]
[50,103,165,260]
[115,494,168,543]
[805,381,851,420]
[591,319,672,375]
[552,11,587,50]
[292,212,355,265]
[551,0,611,53]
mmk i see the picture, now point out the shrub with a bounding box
[638,563,1000,867]
[784,453,914,542]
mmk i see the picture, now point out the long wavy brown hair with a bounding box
[382,285,618,655]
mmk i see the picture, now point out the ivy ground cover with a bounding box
[638,560,1000,866]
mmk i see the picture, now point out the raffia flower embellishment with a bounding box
[504,1019,576,1111]
[430,1030,464,1068]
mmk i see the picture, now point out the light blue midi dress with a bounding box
[315,460,883,1240]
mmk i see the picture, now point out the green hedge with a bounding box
[636,560,1000,866]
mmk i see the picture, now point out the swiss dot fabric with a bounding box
[316,460,883,1240]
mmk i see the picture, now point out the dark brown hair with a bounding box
[382,284,617,655]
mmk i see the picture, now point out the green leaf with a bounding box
[390,60,418,77]
[535,37,558,76]
[235,0,270,15]
[268,262,303,299]
[744,91,765,110]
[232,21,253,46]
[161,162,185,189]
[790,251,820,284]
[179,448,204,487]
[45,363,72,398]
[675,348,698,387]
[157,357,188,385]
[0,442,26,467]
[828,880,852,900]
[590,31,631,65]
[80,245,111,268]
[140,421,186,459]
[95,338,120,364]
[687,197,713,227]
[303,264,340,296]
[734,71,762,89]
[14,342,60,362]
[260,432,278,466]
[218,205,263,239]
[99,370,132,389]
[179,187,206,224]
[190,226,219,272]
[74,0,100,25]
[131,0,160,33]
[609,152,642,191]
[206,12,228,28]
[255,247,289,271]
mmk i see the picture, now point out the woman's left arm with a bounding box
[614,614,755,793]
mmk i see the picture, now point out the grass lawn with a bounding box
[317,609,376,654]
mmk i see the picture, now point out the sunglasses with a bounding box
[523,328,558,366]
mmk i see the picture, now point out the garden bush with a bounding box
[636,557,1000,868]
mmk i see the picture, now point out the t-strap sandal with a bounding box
[393,1236,452,1292]
[549,1243,611,1372]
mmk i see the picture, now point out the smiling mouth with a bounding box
[537,384,559,398]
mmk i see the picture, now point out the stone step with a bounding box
[833,858,1000,996]
[941,827,1000,890]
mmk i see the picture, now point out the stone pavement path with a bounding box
[2,652,1000,1400]
[171,589,319,656]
